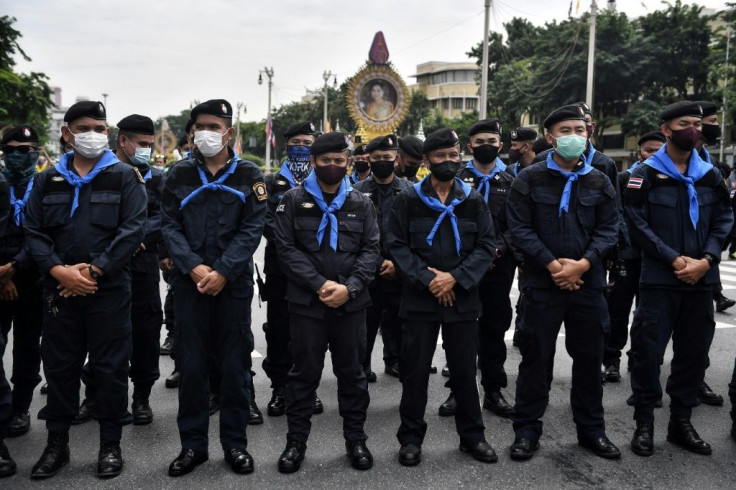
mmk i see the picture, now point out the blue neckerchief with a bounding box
[700,146,713,165]
[546,152,594,217]
[302,171,352,251]
[144,168,152,181]
[54,150,118,217]
[351,171,371,184]
[626,161,640,174]
[180,159,245,209]
[465,158,506,203]
[645,144,712,229]
[582,140,597,167]
[512,161,520,176]
[413,176,471,256]
[278,164,298,189]
[9,178,34,226]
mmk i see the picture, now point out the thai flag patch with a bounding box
[628,177,644,189]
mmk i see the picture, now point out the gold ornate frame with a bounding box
[346,63,410,136]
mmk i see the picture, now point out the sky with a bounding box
[3,0,728,126]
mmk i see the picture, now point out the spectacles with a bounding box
[2,145,38,154]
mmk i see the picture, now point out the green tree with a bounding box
[398,91,431,136]
[0,16,53,142]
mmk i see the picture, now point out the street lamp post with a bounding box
[322,70,337,132]
[479,0,491,120]
[102,92,108,109]
[259,67,274,172]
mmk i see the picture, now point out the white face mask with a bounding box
[71,130,109,159]
[123,138,152,165]
[193,130,227,158]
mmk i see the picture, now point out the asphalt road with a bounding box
[3,244,736,489]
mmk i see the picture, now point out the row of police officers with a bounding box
[0,96,735,480]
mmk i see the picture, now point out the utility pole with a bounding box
[722,25,731,163]
[323,70,337,133]
[235,102,244,151]
[102,92,108,109]
[259,67,274,172]
[479,0,491,119]
[585,0,598,110]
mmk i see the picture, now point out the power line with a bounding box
[394,9,485,54]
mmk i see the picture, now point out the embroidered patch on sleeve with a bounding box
[253,182,268,201]
[627,177,643,189]
[133,167,145,184]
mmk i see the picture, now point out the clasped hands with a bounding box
[546,258,591,291]
[671,256,710,285]
[428,267,457,307]
[189,264,227,296]
[50,263,100,298]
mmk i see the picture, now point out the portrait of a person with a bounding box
[364,81,395,121]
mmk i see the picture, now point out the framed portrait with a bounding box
[347,63,410,134]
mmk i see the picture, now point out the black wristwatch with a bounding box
[88,265,102,280]
[703,253,716,268]
[346,283,358,299]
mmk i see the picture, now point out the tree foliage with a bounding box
[0,16,54,142]
[467,1,718,148]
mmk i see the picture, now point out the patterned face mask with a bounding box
[285,145,313,184]
[2,151,38,184]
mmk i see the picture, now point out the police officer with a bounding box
[507,105,620,461]
[262,121,323,417]
[24,100,147,478]
[396,135,423,183]
[602,131,666,382]
[273,132,379,473]
[354,134,412,380]
[696,100,736,317]
[116,114,163,423]
[625,101,733,457]
[0,125,44,439]
[388,128,497,466]
[506,127,538,177]
[161,99,266,476]
[76,115,163,425]
[454,119,516,417]
[351,144,371,183]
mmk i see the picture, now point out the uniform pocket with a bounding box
[41,193,72,227]
[457,219,478,252]
[294,217,321,252]
[409,220,433,250]
[89,192,121,228]
[338,219,363,252]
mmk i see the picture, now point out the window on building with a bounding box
[431,100,438,109]
[442,98,450,109]
[432,72,447,84]
[465,98,477,110]
[453,98,464,109]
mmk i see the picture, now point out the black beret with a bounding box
[532,137,552,154]
[353,144,368,156]
[578,101,592,116]
[544,104,586,129]
[64,100,106,123]
[283,121,316,138]
[659,101,703,121]
[1,125,38,145]
[637,131,667,147]
[190,99,233,121]
[694,100,718,118]
[468,118,501,136]
[185,119,194,133]
[398,136,423,159]
[510,127,538,142]
[117,114,154,135]
[366,134,399,153]
[422,128,460,154]
[309,132,350,156]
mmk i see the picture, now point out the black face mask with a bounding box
[701,124,721,145]
[403,165,419,179]
[354,160,370,173]
[314,164,347,185]
[472,144,499,165]
[371,160,395,179]
[429,160,460,181]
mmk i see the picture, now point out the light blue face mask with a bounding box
[553,134,587,160]
[123,138,152,165]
